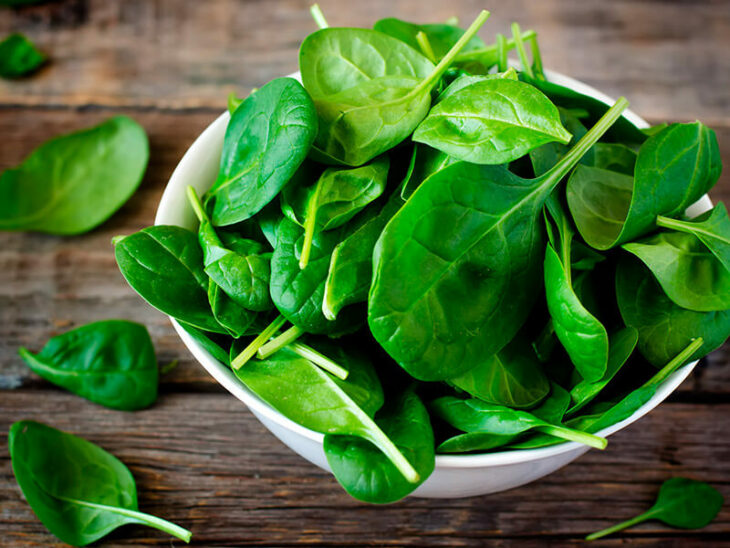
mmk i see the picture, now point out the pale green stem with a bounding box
[528,33,545,79]
[231,315,287,370]
[453,29,536,63]
[511,22,534,78]
[160,359,179,375]
[444,16,459,26]
[538,424,607,450]
[368,428,420,483]
[257,325,304,359]
[496,33,507,72]
[647,337,704,387]
[57,496,191,543]
[310,4,329,29]
[585,509,658,541]
[186,185,207,223]
[416,31,437,63]
[412,10,490,97]
[299,182,322,270]
[111,235,126,246]
[290,341,349,380]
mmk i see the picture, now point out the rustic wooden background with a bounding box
[1,0,729,546]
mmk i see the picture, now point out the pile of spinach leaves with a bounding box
[114,9,730,505]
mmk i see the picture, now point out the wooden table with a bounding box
[1,1,729,546]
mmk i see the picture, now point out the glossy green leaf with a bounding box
[0,33,45,78]
[529,107,592,177]
[413,78,572,165]
[368,99,628,380]
[616,257,730,367]
[591,142,637,174]
[372,18,486,60]
[567,122,722,250]
[204,77,317,226]
[623,231,730,312]
[435,67,518,103]
[8,421,191,546]
[325,388,434,503]
[18,320,157,411]
[178,322,231,366]
[114,225,225,333]
[207,281,258,338]
[400,144,458,200]
[0,116,149,235]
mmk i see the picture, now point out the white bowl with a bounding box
[155,68,710,499]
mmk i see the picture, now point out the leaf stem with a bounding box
[444,16,459,26]
[57,496,192,543]
[496,33,507,72]
[528,33,545,79]
[656,215,691,232]
[111,235,126,246]
[537,424,607,450]
[453,29,536,63]
[299,181,322,269]
[231,315,287,370]
[511,22,534,78]
[309,4,329,29]
[290,341,349,380]
[647,337,704,387]
[186,185,207,223]
[257,325,305,359]
[585,510,657,541]
[416,31,437,63]
[413,10,491,97]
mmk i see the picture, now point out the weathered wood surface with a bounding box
[1,0,729,546]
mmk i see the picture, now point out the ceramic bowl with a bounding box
[155,67,710,498]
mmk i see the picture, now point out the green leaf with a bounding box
[372,18,486,60]
[567,122,722,250]
[0,116,148,235]
[8,421,191,546]
[400,144,459,200]
[114,225,225,334]
[178,322,231,366]
[591,142,637,174]
[448,336,550,408]
[0,33,45,78]
[204,77,318,226]
[616,257,730,367]
[233,348,418,483]
[586,478,723,540]
[435,68,519,103]
[207,281,258,338]
[325,388,434,503]
[413,78,572,165]
[18,320,157,411]
[368,98,628,380]
[623,231,730,312]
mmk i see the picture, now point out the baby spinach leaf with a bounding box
[657,203,730,273]
[179,322,231,366]
[567,122,722,249]
[0,116,149,235]
[567,327,638,415]
[448,336,550,408]
[8,421,191,546]
[623,231,730,312]
[234,348,418,482]
[372,17,486,60]
[616,257,730,367]
[300,11,489,166]
[529,107,592,177]
[430,397,607,449]
[368,98,628,380]
[586,478,723,540]
[114,225,225,334]
[435,68,518,103]
[413,78,572,165]
[204,77,318,226]
[207,282,258,338]
[400,144,458,200]
[18,320,158,411]
[450,29,536,73]
[0,33,45,78]
[325,387,434,503]
[591,142,637,174]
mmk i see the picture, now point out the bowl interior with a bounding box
[155,68,708,468]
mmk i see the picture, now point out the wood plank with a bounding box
[0,0,728,123]
[0,391,728,546]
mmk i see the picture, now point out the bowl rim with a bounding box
[155,65,707,469]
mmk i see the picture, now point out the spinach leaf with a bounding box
[0,116,149,235]
[0,33,45,78]
[591,142,637,174]
[586,478,723,540]
[413,78,572,165]
[372,17,486,60]
[8,421,191,546]
[430,397,607,449]
[179,321,231,366]
[300,11,489,166]
[448,336,550,408]
[528,106,592,177]
[623,231,730,312]
[616,257,730,366]
[657,203,730,273]
[368,98,628,380]
[450,29,536,73]
[567,122,722,249]
[204,77,318,226]
[435,68,518,103]
[325,388,434,503]
[233,348,418,482]
[208,282,258,338]
[567,327,638,415]
[114,225,225,333]
[400,144,458,200]
[18,320,158,411]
